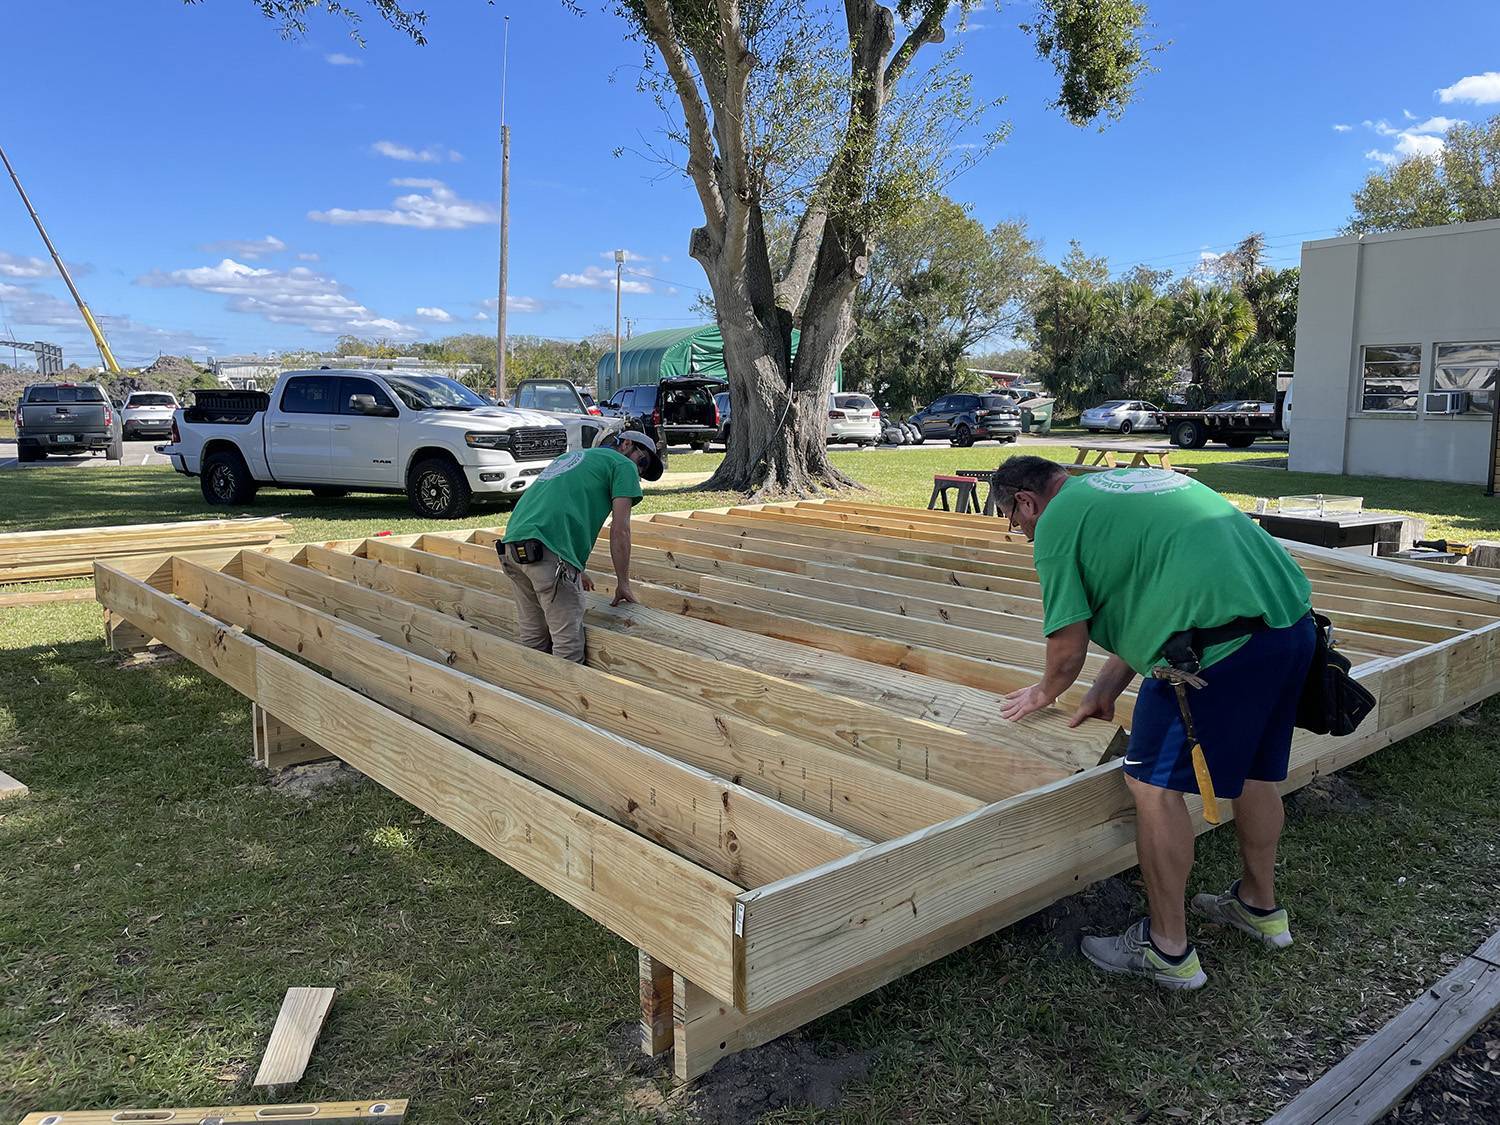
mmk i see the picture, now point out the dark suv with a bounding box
[15,382,124,461]
[911,392,1022,447]
[604,377,721,455]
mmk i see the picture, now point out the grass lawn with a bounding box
[2,449,1499,1122]
[0,418,14,440]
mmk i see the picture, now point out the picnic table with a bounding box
[1069,441,1183,470]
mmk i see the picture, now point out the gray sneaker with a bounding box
[1081,918,1208,990]
[1191,880,1293,948]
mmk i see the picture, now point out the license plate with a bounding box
[56,434,75,443]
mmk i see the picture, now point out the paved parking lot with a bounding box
[0,439,171,471]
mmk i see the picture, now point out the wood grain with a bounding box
[253,986,336,1087]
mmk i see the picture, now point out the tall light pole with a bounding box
[613,248,625,393]
[495,16,511,403]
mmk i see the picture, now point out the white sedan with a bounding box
[1080,399,1163,435]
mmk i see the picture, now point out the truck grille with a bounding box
[511,427,568,461]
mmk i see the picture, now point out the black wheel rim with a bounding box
[420,470,452,511]
[210,464,234,498]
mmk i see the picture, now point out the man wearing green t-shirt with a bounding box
[498,431,663,662]
[990,456,1314,991]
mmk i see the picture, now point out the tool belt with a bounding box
[500,538,546,566]
[1154,611,1376,825]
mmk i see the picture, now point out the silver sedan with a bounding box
[1080,399,1162,435]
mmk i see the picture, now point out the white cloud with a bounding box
[0,250,49,278]
[554,265,651,293]
[599,249,650,262]
[1437,72,1500,105]
[1395,132,1445,159]
[479,295,543,314]
[297,252,320,262]
[371,140,461,164]
[416,306,454,322]
[200,235,286,261]
[326,53,362,66]
[1332,123,1353,133]
[0,279,218,362]
[308,180,496,230]
[390,176,444,189]
[475,311,489,321]
[138,258,417,338]
[1364,148,1398,167]
[1406,115,1465,135]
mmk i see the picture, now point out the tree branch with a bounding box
[640,0,727,241]
[776,201,827,313]
[884,1,948,90]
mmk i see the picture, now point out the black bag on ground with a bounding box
[1296,612,1376,736]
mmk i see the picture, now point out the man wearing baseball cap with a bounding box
[497,430,663,662]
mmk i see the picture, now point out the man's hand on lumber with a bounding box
[1069,655,1137,728]
[1001,621,1090,722]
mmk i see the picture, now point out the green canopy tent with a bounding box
[594,323,841,402]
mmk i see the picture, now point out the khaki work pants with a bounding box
[500,545,587,663]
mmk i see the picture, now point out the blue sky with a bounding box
[3,0,1498,366]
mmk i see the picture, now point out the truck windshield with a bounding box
[27,385,105,403]
[383,375,489,411]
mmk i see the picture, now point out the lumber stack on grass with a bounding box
[91,499,1500,1083]
[0,517,291,584]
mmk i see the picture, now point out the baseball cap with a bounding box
[616,429,664,481]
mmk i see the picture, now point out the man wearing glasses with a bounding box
[990,455,1314,991]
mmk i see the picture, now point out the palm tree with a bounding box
[1170,285,1254,397]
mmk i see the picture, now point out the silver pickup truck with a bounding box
[15,382,123,462]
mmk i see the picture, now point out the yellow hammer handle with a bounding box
[1191,743,1219,824]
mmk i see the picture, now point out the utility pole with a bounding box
[614,248,625,392]
[495,15,511,403]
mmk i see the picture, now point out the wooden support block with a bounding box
[0,769,29,801]
[18,1099,407,1124]
[253,703,337,770]
[253,986,337,1087]
[640,952,675,1057]
[103,607,153,653]
[1265,928,1500,1124]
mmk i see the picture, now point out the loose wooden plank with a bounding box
[1265,928,1500,1124]
[94,563,744,1002]
[0,769,29,801]
[253,986,337,1087]
[0,517,291,583]
[178,558,865,887]
[18,1100,409,1124]
[234,553,977,841]
[1283,540,1500,605]
[0,586,96,608]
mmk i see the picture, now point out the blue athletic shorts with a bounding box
[1123,615,1317,800]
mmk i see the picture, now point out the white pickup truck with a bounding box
[162,369,605,519]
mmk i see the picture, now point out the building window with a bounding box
[1359,344,1420,412]
[1432,342,1498,415]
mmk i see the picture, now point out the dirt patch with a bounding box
[266,761,365,799]
[1439,704,1486,731]
[108,648,184,671]
[1287,773,1372,818]
[1017,875,1140,959]
[685,1034,875,1124]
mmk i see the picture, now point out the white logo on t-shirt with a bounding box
[1084,468,1190,495]
[536,449,585,481]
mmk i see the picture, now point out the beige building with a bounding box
[1289,218,1500,492]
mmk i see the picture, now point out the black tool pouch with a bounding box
[1295,612,1376,736]
[499,538,546,565]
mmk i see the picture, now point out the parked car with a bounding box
[911,392,1021,447]
[602,377,721,457]
[827,392,883,447]
[162,369,575,519]
[15,382,123,462]
[510,378,620,446]
[1080,399,1163,435]
[121,391,180,440]
[714,391,732,447]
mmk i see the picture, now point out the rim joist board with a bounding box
[0,517,291,584]
[92,501,1500,1082]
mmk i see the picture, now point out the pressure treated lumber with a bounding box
[358,538,1114,787]
[0,517,290,583]
[18,1101,409,1124]
[0,770,28,801]
[1265,927,1500,1124]
[94,563,744,1002]
[253,986,337,1087]
[1285,540,1500,604]
[0,586,96,608]
[229,552,977,840]
[640,952,676,1057]
[178,558,865,887]
[253,704,333,769]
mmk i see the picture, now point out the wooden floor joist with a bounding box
[89,499,1500,1083]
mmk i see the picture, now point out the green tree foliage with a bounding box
[1347,114,1500,233]
[1170,285,1253,395]
[844,193,1039,411]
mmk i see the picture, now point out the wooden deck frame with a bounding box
[91,501,1500,1083]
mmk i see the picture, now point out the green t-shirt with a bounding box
[502,447,644,572]
[1032,469,1312,675]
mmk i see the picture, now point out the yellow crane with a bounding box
[0,142,122,375]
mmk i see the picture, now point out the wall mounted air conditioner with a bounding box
[1424,391,1469,414]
